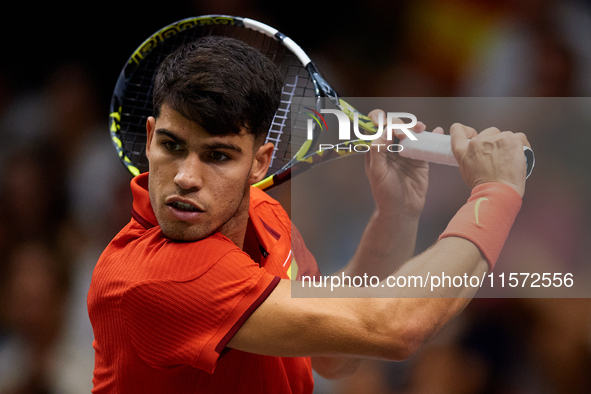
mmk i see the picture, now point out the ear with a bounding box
[248,142,274,184]
[145,116,156,160]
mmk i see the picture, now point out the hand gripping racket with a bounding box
[109,15,535,191]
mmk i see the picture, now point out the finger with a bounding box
[388,116,409,140]
[371,132,389,151]
[368,109,385,126]
[477,126,501,138]
[450,123,476,158]
[432,126,444,135]
[514,132,531,149]
[452,123,478,139]
[495,131,530,151]
[412,121,426,133]
[366,135,388,174]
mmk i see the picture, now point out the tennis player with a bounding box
[88,36,530,393]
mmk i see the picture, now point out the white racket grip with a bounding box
[398,131,535,179]
[399,131,457,166]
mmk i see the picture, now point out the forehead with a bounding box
[155,104,255,147]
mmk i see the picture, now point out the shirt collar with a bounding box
[130,173,158,228]
[130,173,281,253]
[248,197,280,256]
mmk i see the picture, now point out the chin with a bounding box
[160,222,214,242]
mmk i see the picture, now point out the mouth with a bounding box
[168,201,201,212]
[164,197,205,221]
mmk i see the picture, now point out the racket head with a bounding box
[109,15,323,180]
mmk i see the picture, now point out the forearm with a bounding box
[340,210,420,279]
[310,236,474,379]
[314,236,487,361]
[351,236,487,359]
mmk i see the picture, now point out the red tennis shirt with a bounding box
[87,173,319,393]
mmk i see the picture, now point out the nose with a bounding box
[174,154,203,191]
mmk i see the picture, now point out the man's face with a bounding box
[145,104,269,242]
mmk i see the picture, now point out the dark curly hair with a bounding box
[152,36,283,145]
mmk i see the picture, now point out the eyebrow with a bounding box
[155,128,243,153]
[202,141,243,153]
[155,129,186,145]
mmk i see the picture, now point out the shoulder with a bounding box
[96,227,250,284]
[250,186,283,209]
[250,186,291,234]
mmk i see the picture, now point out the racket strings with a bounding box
[265,58,318,175]
[266,76,296,168]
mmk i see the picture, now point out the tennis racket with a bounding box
[109,15,534,191]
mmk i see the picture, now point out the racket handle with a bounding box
[398,131,535,179]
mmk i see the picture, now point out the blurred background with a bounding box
[1,0,590,393]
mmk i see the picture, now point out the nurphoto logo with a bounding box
[305,108,418,153]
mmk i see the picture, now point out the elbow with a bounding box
[366,298,449,361]
[395,330,425,361]
[386,336,423,362]
[312,357,361,380]
[380,317,432,361]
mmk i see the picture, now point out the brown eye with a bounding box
[163,141,182,152]
[210,151,230,162]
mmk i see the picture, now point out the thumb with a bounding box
[450,123,477,161]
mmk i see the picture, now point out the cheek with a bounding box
[149,154,177,181]
[148,149,169,172]
[209,167,250,202]
[211,174,244,201]
[148,164,175,204]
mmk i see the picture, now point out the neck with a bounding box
[218,186,251,249]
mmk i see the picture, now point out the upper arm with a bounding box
[226,279,404,360]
